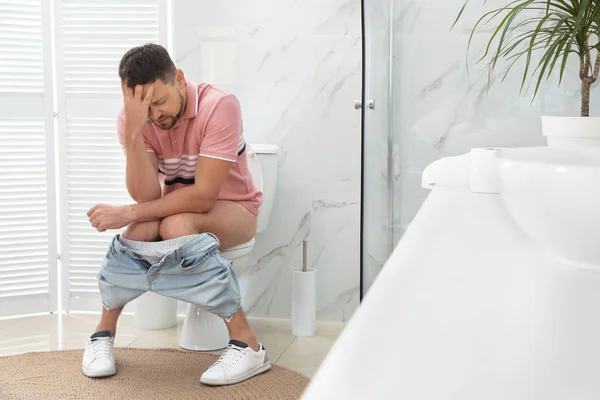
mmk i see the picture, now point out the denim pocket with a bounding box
[103,244,147,273]
[178,252,213,271]
[178,238,220,271]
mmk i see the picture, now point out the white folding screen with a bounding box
[0,0,168,317]
[53,0,168,312]
[0,0,57,318]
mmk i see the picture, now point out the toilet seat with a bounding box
[221,237,255,260]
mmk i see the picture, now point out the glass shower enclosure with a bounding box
[359,0,547,299]
[360,0,394,298]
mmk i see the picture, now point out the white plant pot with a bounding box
[542,115,600,148]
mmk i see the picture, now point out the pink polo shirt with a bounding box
[117,81,262,216]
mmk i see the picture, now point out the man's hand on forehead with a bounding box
[120,81,154,136]
[141,84,154,99]
[121,81,155,100]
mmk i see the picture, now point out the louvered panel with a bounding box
[55,0,166,311]
[0,0,43,93]
[61,0,160,94]
[64,117,131,296]
[0,0,56,318]
[0,117,50,302]
[1,260,48,271]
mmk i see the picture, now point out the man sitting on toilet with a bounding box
[80,43,271,386]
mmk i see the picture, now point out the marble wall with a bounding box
[171,0,589,319]
[172,0,362,321]
[389,0,585,246]
[360,0,591,293]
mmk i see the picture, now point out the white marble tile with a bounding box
[173,0,363,321]
[394,0,529,36]
[388,0,594,257]
[240,200,311,318]
[310,0,362,36]
[0,315,25,332]
[276,336,338,378]
[310,201,360,322]
[0,313,147,357]
[173,0,582,315]
[273,319,345,377]
[247,317,296,361]
[390,21,549,244]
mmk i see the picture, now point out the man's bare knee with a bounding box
[159,214,202,240]
[123,221,161,242]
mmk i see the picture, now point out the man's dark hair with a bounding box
[118,43,176,88]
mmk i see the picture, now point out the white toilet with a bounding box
[178,143,280,351]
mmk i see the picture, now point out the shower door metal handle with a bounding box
[355,99,375,110]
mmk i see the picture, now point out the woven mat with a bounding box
[0,348,310,399]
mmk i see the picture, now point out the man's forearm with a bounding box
[128,185,215,223]
[124,133,161,203]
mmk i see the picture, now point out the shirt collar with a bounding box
[181,79,199,120]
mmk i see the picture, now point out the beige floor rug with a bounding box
[0,348,310,399]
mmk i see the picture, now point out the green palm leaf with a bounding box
[454,0,599,116]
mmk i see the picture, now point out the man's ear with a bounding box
[175,69,186,88]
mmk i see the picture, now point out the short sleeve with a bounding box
[116,108,155,154]
[198,94,242,163]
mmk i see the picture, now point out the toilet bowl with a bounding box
[178,143,280,351]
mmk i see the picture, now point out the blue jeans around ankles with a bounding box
[97,233,241,321]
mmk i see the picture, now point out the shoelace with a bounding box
[89,337,114,359]
[211,344,247,369]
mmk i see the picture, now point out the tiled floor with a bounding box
[0,313,345,378]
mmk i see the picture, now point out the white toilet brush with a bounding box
[292,239,317,336]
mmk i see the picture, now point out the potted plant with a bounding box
[455,1,600,147]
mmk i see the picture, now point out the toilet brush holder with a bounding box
[134,291,178,330]
[292,240,317,336]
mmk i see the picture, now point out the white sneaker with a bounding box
[81,330,117,378]
[200,340,271,386]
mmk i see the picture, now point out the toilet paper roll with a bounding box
[292,268,317,337]
[470,148,500,194]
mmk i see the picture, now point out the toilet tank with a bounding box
[246,143,279,233]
